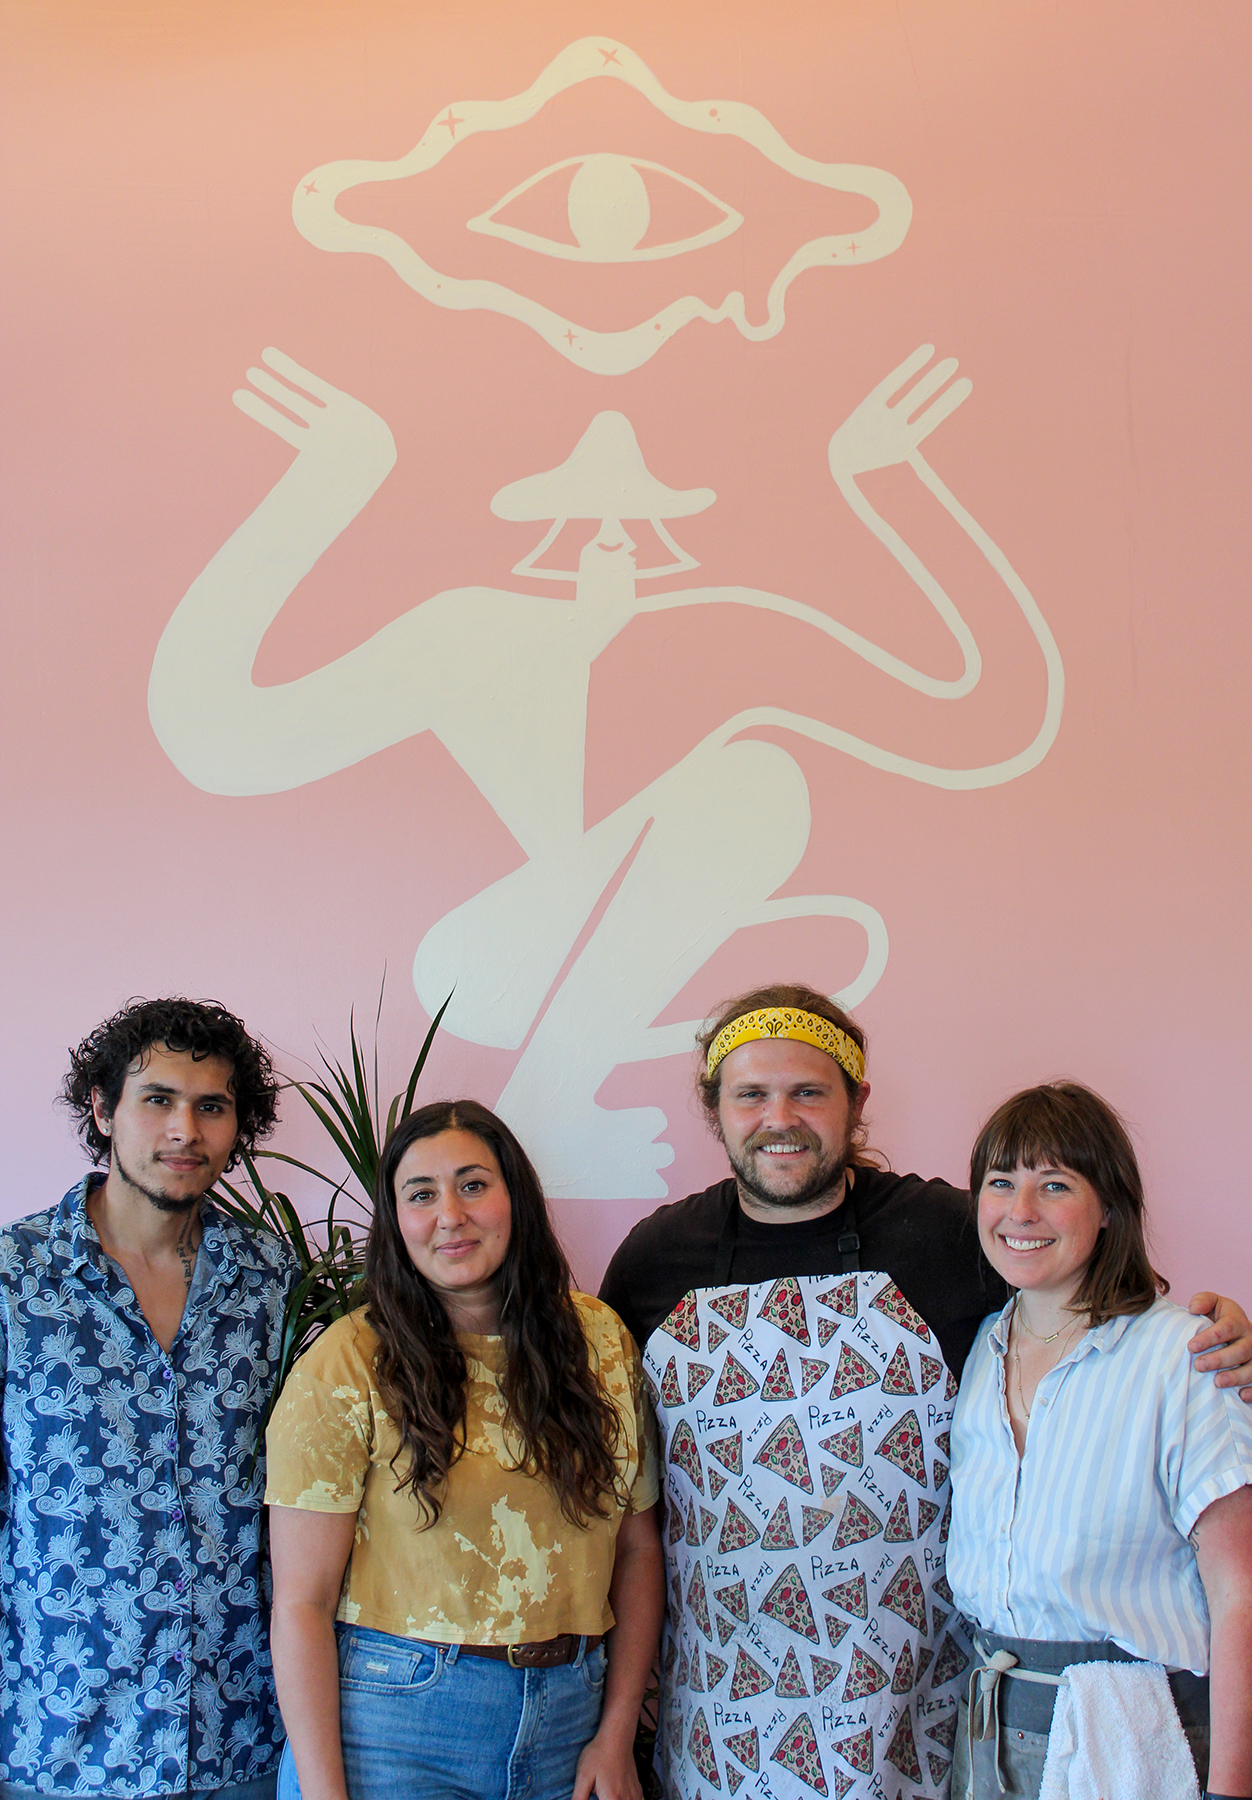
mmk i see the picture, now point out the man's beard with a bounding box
[728,1126,854,1212]
[112,1145,206,1215]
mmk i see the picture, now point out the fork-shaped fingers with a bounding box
[828,344,972,482]
[233,347,396,480]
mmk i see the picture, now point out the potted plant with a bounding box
[212,991,450,1432]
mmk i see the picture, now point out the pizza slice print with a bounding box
[761,1348,797,1400]
[768,1713,829,1796]
[713,1354,760,1406]
[757,1277,812,1345]
[884,1707,923,1783]
[878,1556,927,1632]
[874,1409,927,1488]
[753,1416,814,1493]
[708,1289,750,1330]
[869,1281,932,1342]
[828,1343,881,1399]
[759,1563,821,1642]
[661,1292,703,1349]
[723,1727,760,1771]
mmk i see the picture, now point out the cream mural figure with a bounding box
[149,344,1063,1197]
[291,37,913,374]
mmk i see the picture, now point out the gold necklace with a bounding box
[1015,1302,1083,1345]
[1011,1300,1084,1422]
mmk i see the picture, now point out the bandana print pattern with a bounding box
[646,1272,963,1800]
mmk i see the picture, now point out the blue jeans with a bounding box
[277,1625,607,1800]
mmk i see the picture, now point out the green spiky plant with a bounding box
[211,988,450,1434]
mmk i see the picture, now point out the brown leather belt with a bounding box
[420,1633,603,1669]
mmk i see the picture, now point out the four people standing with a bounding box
[2,991,1250,1799]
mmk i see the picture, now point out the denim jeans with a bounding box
[277,1625,607,1800]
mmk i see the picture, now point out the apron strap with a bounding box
[967,1638,1065,1795]
[710,1182,861,1285]
[711,1196,740,1287]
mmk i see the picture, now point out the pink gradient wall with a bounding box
[3,1,1249,1302]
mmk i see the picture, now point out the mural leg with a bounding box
[413,804,650,1051]
[494,736,825,1198]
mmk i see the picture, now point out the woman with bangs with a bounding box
[947,1082,1252,1800]
[263,1099,664,1800]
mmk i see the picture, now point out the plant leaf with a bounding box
[400,991,454,1120]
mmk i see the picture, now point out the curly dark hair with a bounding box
[62,997,280,1169]
[366,1100,625,1528]
[695,982,876,1166]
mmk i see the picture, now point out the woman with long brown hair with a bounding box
[265,1100,663,1800]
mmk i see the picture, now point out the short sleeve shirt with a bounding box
[265,1293,659,1643]
[948,1296,1252,1671]
[0,1177,298,1795]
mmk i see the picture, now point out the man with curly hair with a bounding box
[0,997,298,1800]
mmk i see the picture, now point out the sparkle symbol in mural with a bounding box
[153,91,1062,1206]
[290,38,913,374]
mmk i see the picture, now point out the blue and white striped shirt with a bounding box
[947,1296,1252,1674]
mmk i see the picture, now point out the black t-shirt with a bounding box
[599,1166,1008,1381]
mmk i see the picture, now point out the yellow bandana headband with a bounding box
[706,1007,866,1085]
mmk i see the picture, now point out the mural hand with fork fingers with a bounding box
[150,344,1061,1199]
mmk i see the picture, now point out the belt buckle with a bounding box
[508,1644,525,1668]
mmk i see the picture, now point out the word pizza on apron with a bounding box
[645,1273,967,1800]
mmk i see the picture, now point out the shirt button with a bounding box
[172,1509,184,1523]
[175,1578,187,1593]
[162,1368,174,1382]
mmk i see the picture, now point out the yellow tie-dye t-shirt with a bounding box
[264,1293,659,1644]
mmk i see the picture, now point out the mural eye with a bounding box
[467,152,742,263]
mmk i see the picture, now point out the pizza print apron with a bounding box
[644,1273,968,1800]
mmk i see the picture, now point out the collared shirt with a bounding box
[0,1175,298,1795]
[948,1295,1252,1673]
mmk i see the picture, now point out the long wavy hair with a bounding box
[366,1100,624,1527]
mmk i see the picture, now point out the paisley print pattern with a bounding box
[646,1272,965,1800]
[0,1178,297,1794]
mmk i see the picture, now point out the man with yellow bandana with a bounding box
[599,983,1252,1800]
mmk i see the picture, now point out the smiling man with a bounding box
[599,983,1252,1800]
[0,998,297,1800]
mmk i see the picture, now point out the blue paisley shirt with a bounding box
[0,1176,298,1795]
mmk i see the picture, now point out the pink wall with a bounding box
[4,0,1250,1304]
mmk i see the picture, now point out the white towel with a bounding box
[1037,1660,1200,1800]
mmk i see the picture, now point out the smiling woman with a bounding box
[264,1100,664,1800]
[391,1127,515,1330]
[947,1084,1252,1800]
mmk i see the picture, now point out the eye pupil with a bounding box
[567,154,651,258]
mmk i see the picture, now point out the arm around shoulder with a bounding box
[1187,1293,1252,1403]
